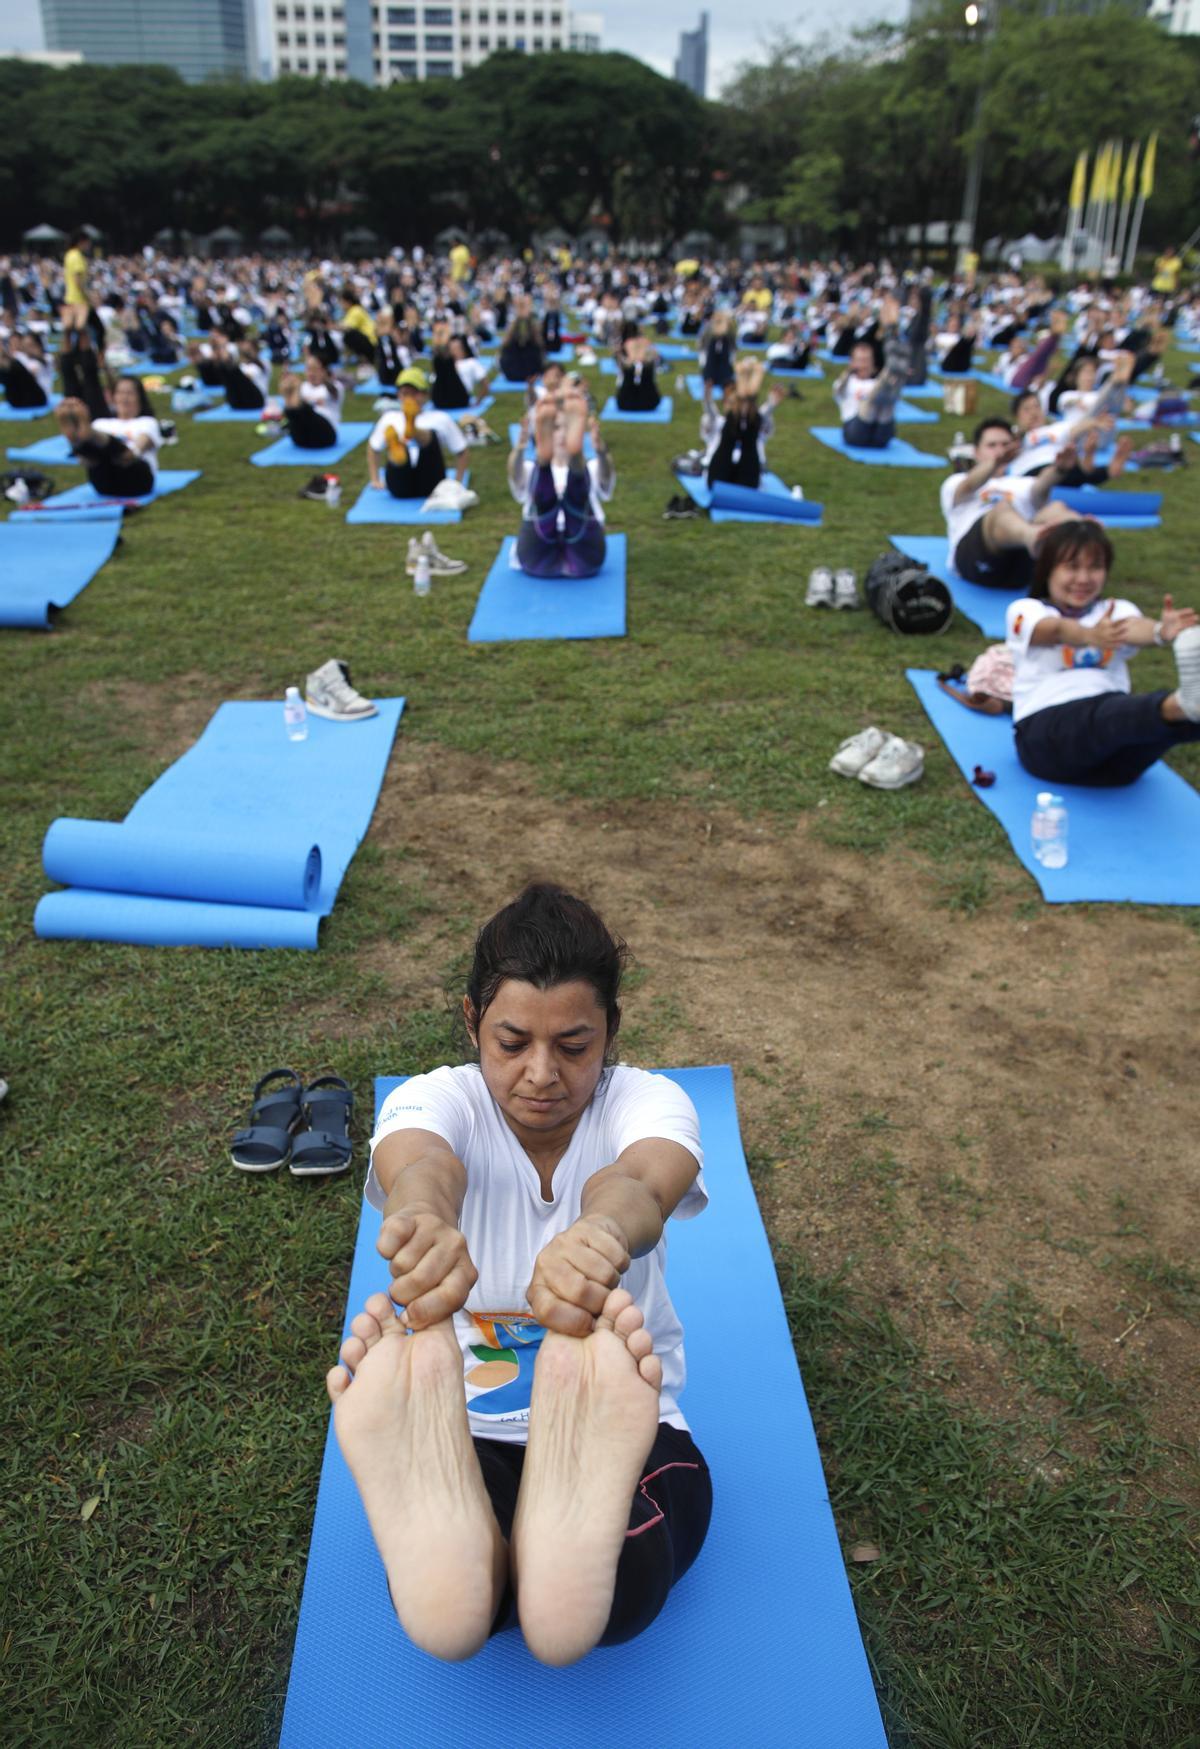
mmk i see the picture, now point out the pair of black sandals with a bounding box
[230,1069,353,1176]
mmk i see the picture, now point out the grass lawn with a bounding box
[2,344,1198,1747]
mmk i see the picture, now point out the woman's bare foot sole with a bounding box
[513,1287,662,1666]
[327,1296,504,1661]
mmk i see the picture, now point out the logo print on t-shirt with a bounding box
[1063,645,1111,670]
[464,1311,545,1417]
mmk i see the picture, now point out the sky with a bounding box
[0,0,907,92]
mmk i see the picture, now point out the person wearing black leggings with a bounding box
[54,349,161,498]
[365,368,469,500]
[278,356,343,449]
[614,332,661,412]
[509,391,610,578]
[0,334,54,408]
[186,334,268,409]
[704,357,784,490]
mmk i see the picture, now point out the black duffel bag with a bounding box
[865,551,952,635]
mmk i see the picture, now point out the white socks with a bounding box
[1174,626,1200,723]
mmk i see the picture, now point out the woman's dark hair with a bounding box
[465,883,627,1045]
[1031,519,1114,598]
[114,375,155,419]
[1010,389,1039,416]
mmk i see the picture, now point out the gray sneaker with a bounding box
[405,531,467,575]
[305,658,378,723]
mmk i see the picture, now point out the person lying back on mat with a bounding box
[327,881,712,1668]
[931,309,977,375]
[765,322,812,372]
[614,331,661,413]
[1007,520,1200,786]
[506,389,611,579]
[1008,391,1134,489]
[0,331,54,408]
[366,366,469,500]
[54,373,163,498]
[278,355,343,449]
[833,289,931,450]
[428,322,491,410]
[186,333,269,410]
[703,356,784,491]
[941,417,1079,591]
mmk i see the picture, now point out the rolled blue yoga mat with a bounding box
[35,698,405,949]
[278,1066,888,1749]
[1051,486,1163,519]
[42,820,321,911]
[908,668,1200,905]
[708,479,823,522]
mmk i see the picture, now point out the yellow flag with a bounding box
[1089,142,1108,205]
[1108,142,1123,203]
[1070,150,1087,212]
[1123,142,1139,205]
[1140,133,1157,199]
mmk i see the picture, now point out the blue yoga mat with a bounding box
[768,363,827,380]
[1051,486,1163,524]
[0,517,122,628]
[345,475,470,526]
[889,535,1014,637]
[278,1066,888,1749]
[908,668,1200,904]
[810,427,944,468]
[468,535,627,643]
[171,386,220,413]
[34,698,404,948]
[677,471,824,526]
[194,403,275,423]
[902,383,946,401]
[0,395,63,421]
[39,470,201,510]
[489,377,538,395]
[600,397,674,424]
[6,434,77,465]
[250,424,373,467]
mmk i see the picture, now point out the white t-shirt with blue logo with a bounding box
[367,1064,706,1444]
[1006,596,1141,723]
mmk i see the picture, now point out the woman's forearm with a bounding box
[580,1169,664,1258]
[378,1149,467,1226]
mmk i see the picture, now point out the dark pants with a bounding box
[342,328,375,364]
[941,337,975,374]
[1016,692,1200,787]
[707,412,762,488]
[73,432,155,498]
[0,359,49,408]
[385,441,445,499]
[476,1422,712,1646]
[517,462,606,578]
[616,366,660,412]
[223,366,266,410]
[843,415,893,449]
[284,403,336,449]
[60,344,110,420]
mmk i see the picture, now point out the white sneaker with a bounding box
[305,658,379,722]
[426,478,479,511]
[858,735,924,789]
[829,726,888,777]
[833,569,859,610]
[406,531,467,575]
[806,566,834,608]
[1175,625,1200,721]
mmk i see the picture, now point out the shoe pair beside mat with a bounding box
[806,568,859,610]
[829,726,924,789]
[230,1069,353,1176]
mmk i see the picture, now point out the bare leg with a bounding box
[561,389,588,462]
[513,1287,662,1667]
[326,1294,506,1662]
[980,498,1073,557]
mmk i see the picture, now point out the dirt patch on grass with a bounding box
[350,739,1200,1480]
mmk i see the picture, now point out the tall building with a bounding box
[1147,0,1200,33]
[271,1,602,82]
[673,10,707,98]
[40,0,256,80]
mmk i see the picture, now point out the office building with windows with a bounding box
[40,0,256,81]
[673,10,707,97]
[271,0,602,83]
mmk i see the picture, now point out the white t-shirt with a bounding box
[239,359,269,397]
[1009,418,1075,477]
[455,355,490,396]
[91,415,162,476]
[301,379,341,426]
[940,470,1037,553]
[834,373,878,423]
[16,352,55,398]
[367,1064,706,1443]
[367,407,467,461]
[1006,596,1140,722]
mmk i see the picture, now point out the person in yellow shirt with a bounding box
[61,231,91,334]
[340,291,378,364]
[1152,249,1182,295]
[449,241,472,284]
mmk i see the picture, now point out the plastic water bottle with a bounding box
[324,474,341,509]
[6,475,30,506]
[413,551,432,598]
[1031,791,1068,868]
[954,430,965,448]
[283,685,308,743]
[791,484,804,500]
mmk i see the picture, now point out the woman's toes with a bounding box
[326,1364,350,1402]
[625,1324,654,1364]
[597,1287,634,1330]
[363,1291,396,1326]
[338,1334,367,1372]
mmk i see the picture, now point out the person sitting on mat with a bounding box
[703,356,784,490]
[366,365,470,500]
[932,309,977,375]
[697,308,735,418]
[54,373,164,498]
[614,331,661,413]
[0,331,55,408]
[339,290,377,366]
[507,389,610,579]
[499,294,546,385]
[1008,391,1133,488]
[326,881,712,1667]
[186,333,269,410]
[765,322,812,372]
[278,355,343,449]
[941,417,1079,591]
[1007,520,1200,786]
[372,307,409,391]
[833,289,930,450]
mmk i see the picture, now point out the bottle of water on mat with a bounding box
[413,551,432,598]
[283,685,308,743]
[1031,792,1068,868]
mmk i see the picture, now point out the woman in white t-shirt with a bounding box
[1007,520,1200,785]
[366,367,469,500]
[54,371,163,498]
[326,883,711,1668]
[277,354,342,449]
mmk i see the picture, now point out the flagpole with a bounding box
[1114,143,1138,271]
[1124,194,1146,275]
[1102,143,1121,270]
